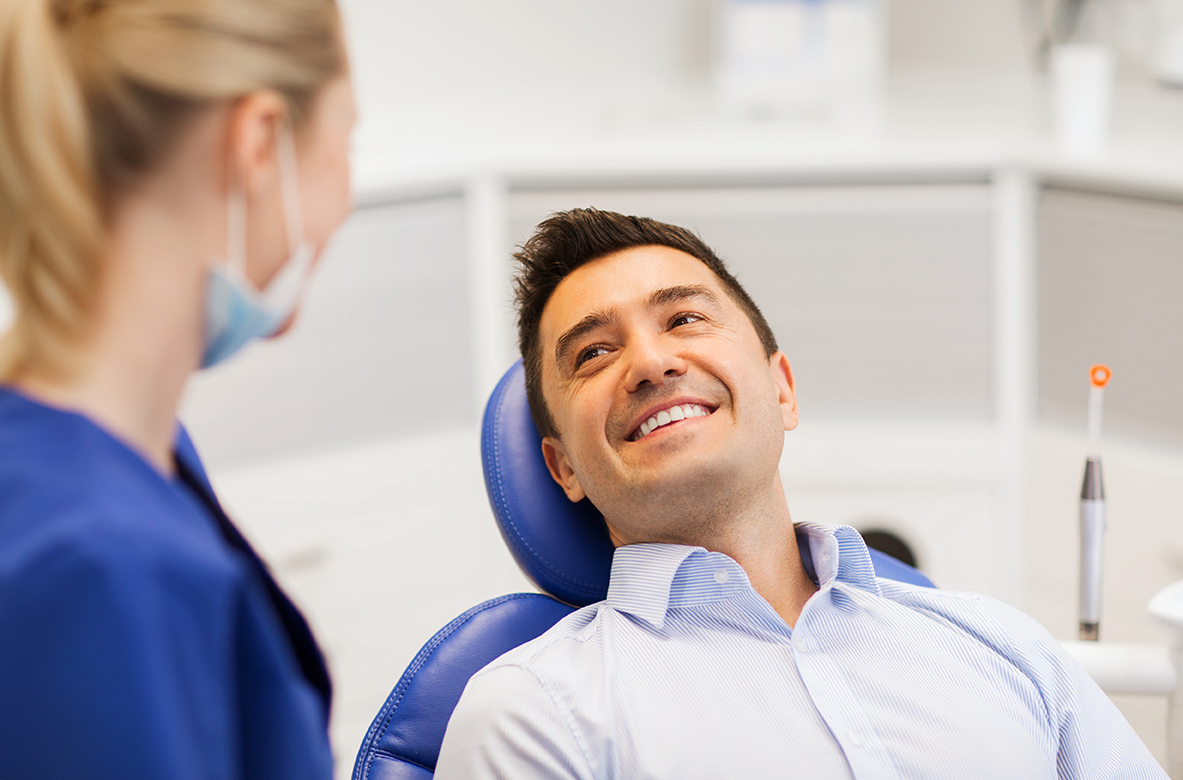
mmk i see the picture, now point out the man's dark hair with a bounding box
[514,208,778,439]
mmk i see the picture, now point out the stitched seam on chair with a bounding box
[365,748,434,774]
[360,593,550,763]
[355,706,387,779]
[486,372,602,597]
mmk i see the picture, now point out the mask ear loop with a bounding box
[226,179,247,277]
[275,121,305,255]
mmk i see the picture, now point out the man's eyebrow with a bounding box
[554,309,617,368]
[648,284,721,308]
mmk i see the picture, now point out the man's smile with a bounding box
[626,400,717,442]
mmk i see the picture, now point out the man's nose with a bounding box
[623,334,687,393]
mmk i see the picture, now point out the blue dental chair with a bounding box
[352,360,934,780]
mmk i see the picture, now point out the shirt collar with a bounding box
[796,522,881,593]
[606,523,880,628]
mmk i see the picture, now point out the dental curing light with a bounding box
[1080,364,1111,641]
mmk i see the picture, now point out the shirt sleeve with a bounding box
[982,597,1168,779]
[0,530,242,780]
[435,664,596,780]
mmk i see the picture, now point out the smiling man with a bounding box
[434,209,1163,779]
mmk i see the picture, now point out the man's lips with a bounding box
[627,400,717,442]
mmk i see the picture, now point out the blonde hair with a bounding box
[0,0,344,379]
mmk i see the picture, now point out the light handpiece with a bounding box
[1079,364,1110,642]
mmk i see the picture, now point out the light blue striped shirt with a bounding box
[436,523,1164,779]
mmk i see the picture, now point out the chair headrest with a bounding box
[481,360,614,607]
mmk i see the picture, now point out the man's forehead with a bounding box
[540,246,725,339]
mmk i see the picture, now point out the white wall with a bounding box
[339,0,712,121]
[887,0,1031,71]
[339,0,1034,124]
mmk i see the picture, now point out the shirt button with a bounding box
[847,731,864,748]
[793,635,809,654]
[713,569,729,584]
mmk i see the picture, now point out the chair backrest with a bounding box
[353,360,934,779]
[351,593,574,780]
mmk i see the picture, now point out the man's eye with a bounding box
[577,345,609,366]
[670,312,703,328]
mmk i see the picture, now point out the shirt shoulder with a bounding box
[0,396,332,780]
[0,398,249,669]
[0,395,237,589]
[439,605,613,780]
[877,579,1058,659]
[870,580,1091,741]
[875,580,1057,672]
[472,600,609,678]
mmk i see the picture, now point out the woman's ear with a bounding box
[540,436,586,503]
[769,351,798,432]
[225,91,288,196]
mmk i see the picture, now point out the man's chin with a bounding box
[619,463,731,513]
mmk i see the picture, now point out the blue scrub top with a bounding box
[0,387,333,779]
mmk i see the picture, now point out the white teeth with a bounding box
[633,404,709,440]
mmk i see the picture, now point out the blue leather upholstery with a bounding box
[481,360,614,606]
[353,359,935,779]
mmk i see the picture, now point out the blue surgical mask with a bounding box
[201,125,316,369]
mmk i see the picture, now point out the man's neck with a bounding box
[699,483,817,628]
[611,477,819,628]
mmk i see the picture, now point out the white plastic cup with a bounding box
[1051,43,1116,156]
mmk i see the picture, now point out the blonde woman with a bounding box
[0,1,354,777]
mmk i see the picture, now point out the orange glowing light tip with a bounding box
[1089,364,1112,389]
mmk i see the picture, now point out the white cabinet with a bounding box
[1037,187,1183,447]
[1025,183,1183,646]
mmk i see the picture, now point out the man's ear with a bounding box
[769,351,798,432]
[541,436,586,502]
